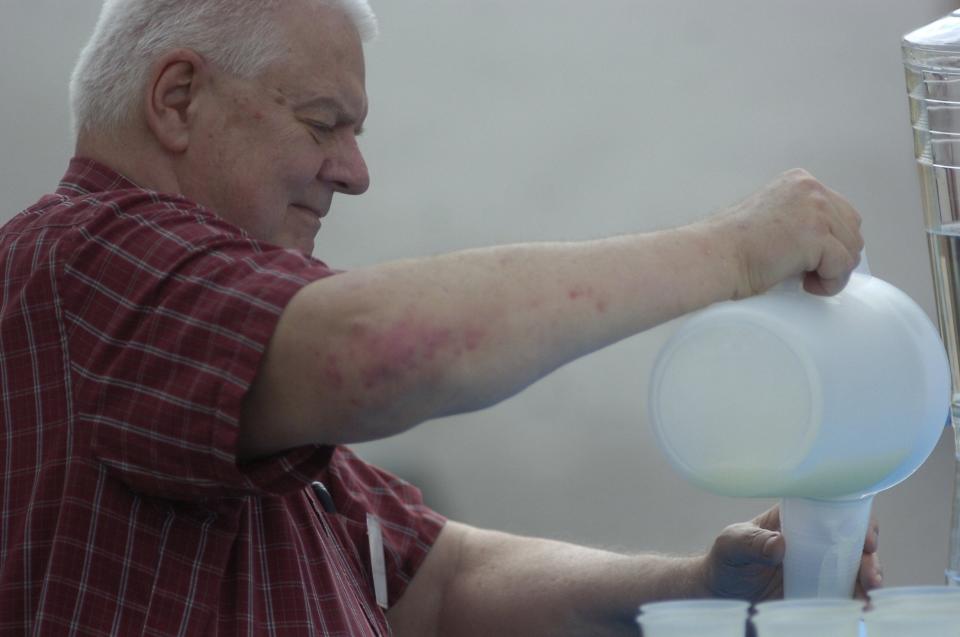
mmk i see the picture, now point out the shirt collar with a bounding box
[55,157,142,197]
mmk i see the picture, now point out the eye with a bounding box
[303,120,334,142]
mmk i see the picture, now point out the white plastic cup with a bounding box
[636,600,749,637]
[752,614,861,637]
[754,598,864,615]
[752,598,863,637]
[639,600,750,616]
[863,607,960,637]
[637,614,747,637]
[779,496,873,598]
[868,585,960,611]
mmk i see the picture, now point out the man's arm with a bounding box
[385,508,883,637]
[239,169,863,457]
[385,521,708,637]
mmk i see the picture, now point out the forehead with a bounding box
[265,2,367,111]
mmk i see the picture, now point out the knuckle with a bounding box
[785,167,812,180]
[715,523,746,547]
[793,170,821,191]
[844,251,857,271]
[808,214,831,238]
[802,185,830,208]
[718,522,742,540]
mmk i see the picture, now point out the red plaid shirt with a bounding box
[0,158,445,636]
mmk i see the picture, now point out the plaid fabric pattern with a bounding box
[0,158,446,636]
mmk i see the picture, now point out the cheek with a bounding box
[260,127,320,190]
[284,145,324,185]
[214,129,320,240]
[233,143,296,210]
[244,167,314,243]
[210,166,287,240]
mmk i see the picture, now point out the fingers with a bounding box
[822,183,864,248]
[858,510,881,594]
[858,549,883,593]
[863,514,879,554]
[781,170,864,296]
[854,508,882,598]
[802,183,863,296]
[804,267,850,296]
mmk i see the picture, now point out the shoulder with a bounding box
[71,188,245,246]
[57,187,333,278]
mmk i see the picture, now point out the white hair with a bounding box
[69,0,377,138]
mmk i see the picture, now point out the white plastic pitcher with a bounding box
[648,256,950,597]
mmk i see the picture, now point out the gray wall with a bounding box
[2,1,958,587]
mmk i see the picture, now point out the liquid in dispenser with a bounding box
[903,9,960,587]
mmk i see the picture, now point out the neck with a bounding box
[75,128,182,195]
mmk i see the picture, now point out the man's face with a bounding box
[180,2,370,254]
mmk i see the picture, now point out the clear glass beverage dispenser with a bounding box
[903,10,960,586]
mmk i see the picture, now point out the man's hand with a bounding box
[702,504,882,602]
[708,169,864,299]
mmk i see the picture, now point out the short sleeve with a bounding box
[60,191,335,500]
[325,447,448,606]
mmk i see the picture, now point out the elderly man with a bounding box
[2,0,878,635]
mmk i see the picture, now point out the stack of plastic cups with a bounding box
[751,599,863,637]
[863,586,960,637]
[635,600,749,637]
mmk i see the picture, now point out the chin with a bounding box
[297,240,316,256]
[271,232,315,255]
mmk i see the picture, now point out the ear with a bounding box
[143,49,207,154]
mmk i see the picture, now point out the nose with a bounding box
[321,130,370,195]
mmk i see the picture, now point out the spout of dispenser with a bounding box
[779,495,874,598]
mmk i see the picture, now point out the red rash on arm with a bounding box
[567,287,609,314]
[463,328,484,352]
[321,354,345,389]
[344,320,487,390]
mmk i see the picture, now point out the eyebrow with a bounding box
[296,95,346,111]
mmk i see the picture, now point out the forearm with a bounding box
[246,223,740,451]
[331,227,736,409]
[438,526,709,637]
